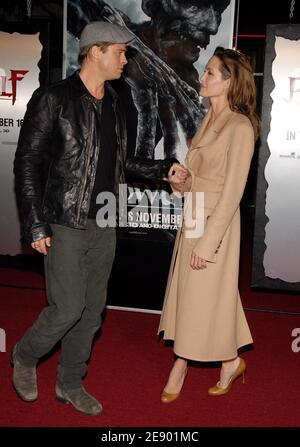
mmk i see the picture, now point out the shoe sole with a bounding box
[55,394,102,416]
[56,395,70,405]
[12,382,38,402]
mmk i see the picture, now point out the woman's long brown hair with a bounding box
[214,47,260,141]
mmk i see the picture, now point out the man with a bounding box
[12,21,186,416]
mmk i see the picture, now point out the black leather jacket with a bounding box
[14,72,176,243]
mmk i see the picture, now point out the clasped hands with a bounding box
[165,162,190,192]
[166,162,207,270]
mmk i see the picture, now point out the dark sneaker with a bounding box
[55,383,102,416]
[11,345,37,402]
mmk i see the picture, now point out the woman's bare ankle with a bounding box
[222,356,239,372]
[174,357,187,371]
[219,357,240,387]
[163,358,188,393]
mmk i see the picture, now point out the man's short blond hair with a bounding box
[78,42,113,66]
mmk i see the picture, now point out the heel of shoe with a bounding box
[10,345,16,367]
[56,395,69,405]
[241,358,246,384]
[208,357,246,396]
[55,385,69,405]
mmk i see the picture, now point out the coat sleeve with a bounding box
[14,88,54,243]
[193,121,254,263]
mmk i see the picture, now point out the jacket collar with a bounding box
[69,71,88,97]
[190,105,234,150]
[69,71,119,104]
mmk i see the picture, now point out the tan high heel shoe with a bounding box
[161,368,188,403]
[208,357,246,396]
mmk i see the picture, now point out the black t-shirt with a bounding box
[88,89,117,219]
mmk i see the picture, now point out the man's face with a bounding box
[96,43,128,80]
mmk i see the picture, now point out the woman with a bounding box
[158,47,260,402]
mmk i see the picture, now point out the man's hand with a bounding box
[31,237,51,255]
[190,250,207,270]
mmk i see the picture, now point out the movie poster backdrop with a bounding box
[252,24,300,293]
[0,22,49,255]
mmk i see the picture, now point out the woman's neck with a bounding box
[210,98,229,121]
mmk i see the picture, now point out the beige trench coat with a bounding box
[158,105,254,361]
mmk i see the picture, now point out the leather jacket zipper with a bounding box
[76,107,95,224]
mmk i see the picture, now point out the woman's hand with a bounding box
[190,250,207,270]
[165,163,190,191]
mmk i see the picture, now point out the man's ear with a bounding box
[89,45,100,60]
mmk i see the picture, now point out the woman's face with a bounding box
[199,55,230,98]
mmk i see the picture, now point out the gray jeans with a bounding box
[16,220,116,389]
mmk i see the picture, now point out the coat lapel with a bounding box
[189,105,234,151]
